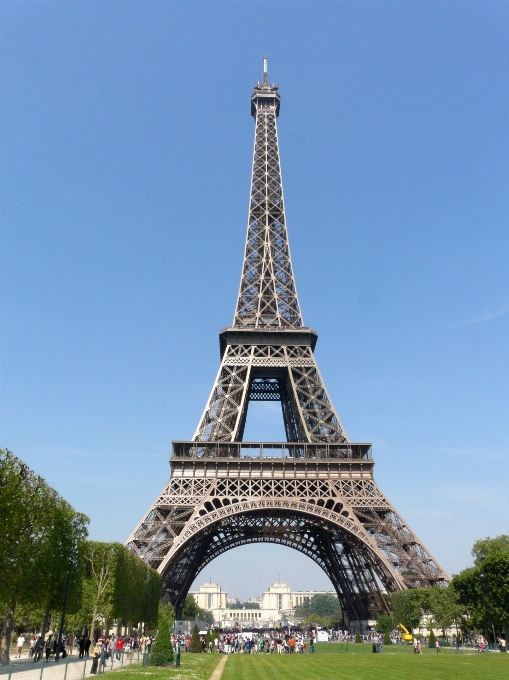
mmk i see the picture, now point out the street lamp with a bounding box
[55,523,79,662]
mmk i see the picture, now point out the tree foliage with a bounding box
[296,594,342,628]
[149,603,174,666]
[181,595,213,625]
[81,541,160,637]
[385,589,422,632]
[0,450,89,664]
[452,544,509,639]
[188,624,202,653]
[376,615,394,634]
[471,535,509,564]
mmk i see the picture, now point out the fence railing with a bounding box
[172,441,372,460]
[0,650,146,680]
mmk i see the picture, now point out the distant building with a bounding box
[189,582,227,611]
[290,590,337,608]
[261,582,292,612]
[190,581,335,627]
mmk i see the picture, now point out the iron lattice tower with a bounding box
[127,59,449,627]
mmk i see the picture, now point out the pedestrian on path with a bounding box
[16,635,25,658]
[90,644,100,675]
[435,639,441,654]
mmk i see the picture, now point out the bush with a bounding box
[149,604,174,666]
[383,631,392,645]
[428,630,436,648]
[355,632,362,643]
[188,624,202,653]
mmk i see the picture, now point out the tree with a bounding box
[428,629,436,648]
[376,615,394,634]
[188,624,202,653]
[385,590,421,633]
[383,630,392,645]
[355,632,362,643]
[181,594,213,625]
[149,604,174,666]
[297,594,342,628]
[294,597,311,619]
[472,535,509,564]
[0,450,89,664]
[422,585,464,638]
[452,548,509,642]
[81,542,160,638]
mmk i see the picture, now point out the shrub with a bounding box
[428,630,436,648]
[149,604,174,666]
[355,632,362,643]
[383,630,392,645]
[188,624,202,653]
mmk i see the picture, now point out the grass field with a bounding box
[110,654,221,680]
[109,649,509,680]
[221,651,509,680]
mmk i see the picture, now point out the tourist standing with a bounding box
[90,643,100,675]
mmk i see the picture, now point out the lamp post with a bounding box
[143,572,150,636]
[55,524,79,662]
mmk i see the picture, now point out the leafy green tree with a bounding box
[376,615,394,634]
[181,594,213,625]
[385,590,422,633]
[428,629,436,648]
[0,450,89,664]
[305,613,328,628]
[294,597,311,619]
[188,624,202,653]
[226,599,241,609]
[298,594,342,628]
[354,632,362,643]
[309,594,340,618]
[149,603,174,666]
[81,542,160,638]
[472,535,509,564]
[422,585,464,638]
[240,602,260,610]
[383,630,392,645]
[452,548,509,642]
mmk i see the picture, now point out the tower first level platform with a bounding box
[128,443,447,622]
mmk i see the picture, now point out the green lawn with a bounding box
[221,651,509,680]
[110,654,221,680]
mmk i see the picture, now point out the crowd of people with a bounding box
[171,631,315,654]
[13,633,153,666]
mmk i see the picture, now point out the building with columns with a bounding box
[190,581,337,627]
[189,582,227,611]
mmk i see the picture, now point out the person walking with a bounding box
[84,637,91,657]
[45,636,53,662]
[29,637,36,658]
[33,636,44,662]
[78,637,85,659]
[15,634,25,658]
[435,639,441,654]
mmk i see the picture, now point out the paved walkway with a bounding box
[207,655,228,680]
[0,653,142,680]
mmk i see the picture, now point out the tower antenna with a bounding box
[263,55,268,83]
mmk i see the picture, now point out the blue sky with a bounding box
[1,1,508,602]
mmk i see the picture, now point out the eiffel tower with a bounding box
[126,58,449,627]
